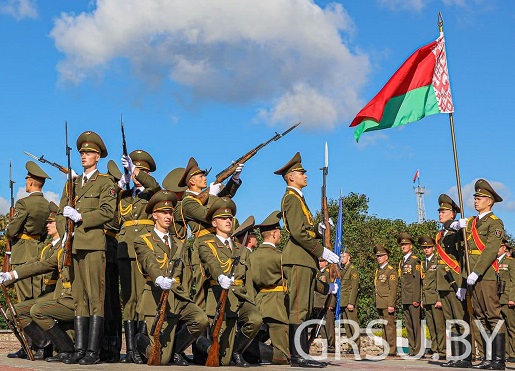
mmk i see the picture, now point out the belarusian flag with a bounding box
[350,34,454,142]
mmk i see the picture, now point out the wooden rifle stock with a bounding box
[63,122,74,267]
[206,256,241,367]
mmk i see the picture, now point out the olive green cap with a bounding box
[274,152,306,176]
[47,201,59,221]
[206,197,237,222]
[107,160,122,182]
[162,168,187,193]
[437,194,461,213]
[178,157,207,187]
[231,215,255,238]
[145,190,177,214]
[397,232,414,244]
[474,178,503,202]
[25,161,50,180]
[130,149,156,172]
[418,236,435,247]
[374,245,390,256]
[255,210,282,232]
[76,131,108,158]
[502,237,512,250]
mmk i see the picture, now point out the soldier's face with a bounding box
[80,151,100,169]
[423,246,434,257]
[153,210,173,230]
[439,209,455,223]
[401,242,412,255]
[46,221,57,236]
[246,235,258,249]
[474,196,492,213]
[498,244,507,257]
[190,173,207,189]
[288,171,307,189]
[212,216,233,235]
[376,254,387,265]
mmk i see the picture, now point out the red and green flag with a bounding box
[350,34,454,142]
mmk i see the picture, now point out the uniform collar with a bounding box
[380,262,388,269]
[498,253,507,262]
[426,254,434,261]
[153,227,169,244]
[478,211,493,220]
[261,241,276,249]
[82,169,98,179]
[403,251,412,262]
[216,235,233,249]
[287,186,303,197]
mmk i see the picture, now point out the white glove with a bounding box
[217,274,235,289]
[449,218,467,230]
[0,272,13,285]
[70,169,78,180]
[328,282,339,295]
[456,288,466,301]
[155,276,175,290]
[121,155,136,173]
[321,247,339,264]
[209,182,222,196]
[231,163,244,181]
[317,218,334,234]
[117,173,131,189]
[467,272,479,286]
[63,206,82,223]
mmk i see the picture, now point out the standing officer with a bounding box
[274,152,339,368]
[133,190,209,365]
[5,161,50,302]
[397,232,422,356]
[340,251,360,354]
[374,245,397,357]
[498,239,515,363]
[59,130,116,365]
[419,236,446,358]
[116,149,160,364]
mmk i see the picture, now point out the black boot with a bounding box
[232,330,253,367]
[472,334,491,369]
[452,333,473,368]
[106,336,121,363]
[441,333,459,367]
[172,326,197,366]
[22,322,51,360]
[7,347,27,359]
[63,316,89,364]
[488,333,506,370]
[289,324,326,368]
[45,323,75,362]
[79,315,104,365]
[120,320,143,364]
[134,332,150,361]
[193,335,211,365]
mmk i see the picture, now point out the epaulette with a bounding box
[350,264,355,269]
[204,238,217,244]
[490,215,499,220]
[140,232,151,238]
[387,265,393,270]
[97,173,109,177]
[411,255,419,260]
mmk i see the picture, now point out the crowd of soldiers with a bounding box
[0,129,512,370]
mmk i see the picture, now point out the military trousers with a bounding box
[471,280,505,335]
[424,303,446,354]
[266,319,289,363]
[402,303,421,354]
[31,297,75,331]
[377,308,396,355]
[72,250,106,317]
[320,306,335,348]
[342,305,360,349]
[118,258,145,321]
[500,304,515,358]
[439,290,468,334]
[283,264,316,323]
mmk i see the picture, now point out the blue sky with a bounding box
[1,0,514,235]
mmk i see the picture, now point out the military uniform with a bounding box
[133,190,208,365]
[374,246,397,356]
[5,161,50,302]
[340,261,360,350]
[313,268,336,351]
[498,249,515,360]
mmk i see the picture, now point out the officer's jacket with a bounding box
[6,192,49,265]
[498,254,515,305]
[198,235,255,317]
[422,254,439,305]
[313,269,332,308]
[465,212,504,281]
[117,171,159,259]
[374,263,397,309]
[435,228,463,291]
[249,243,288,324]
[280,188,323,269]
[58,172,116,252]
[399,253,422,305]
[340,263,359,307]
[134,229,190,317]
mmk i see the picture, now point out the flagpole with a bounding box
[438,12,471,275]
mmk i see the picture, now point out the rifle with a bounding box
[23,151,68,174]
[196,122,300,205]
[3,161,15,272]
[63,122,74,267]
[1,284,34,360]
[206,256,241,367]
[147,257,183,366]
[120,115,131,192]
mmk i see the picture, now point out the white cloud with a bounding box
[16,187,61,205]
[377,0,426,12]
[0,197,9,215]
[447,179,514,213]
[50,0,370,130]
[355,131,388,148]
[0,0,37,20]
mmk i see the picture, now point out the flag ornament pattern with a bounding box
[350,34,454,142]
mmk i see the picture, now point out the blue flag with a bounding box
[333,197,343,320]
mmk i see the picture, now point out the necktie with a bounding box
[225,239,231,251]
[163,235,170,247]
[82,176,88,188]
[426,259,429,269]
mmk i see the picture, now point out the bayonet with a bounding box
[23,151,68,174]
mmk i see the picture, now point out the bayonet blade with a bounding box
[324,142,328,168]
[23,151,40,162]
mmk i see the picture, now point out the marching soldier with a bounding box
[197,197,263,366]
[58,130,116,365]
[419,236,446,358]
[250,211,289,364]
[5,161,50,302]
[232,215,256,252]
[133,190,209,365]
[312,258,336,353]
[274,152,339,368]
[340,251,360,354]
[374,245,397,357]
[397,232,422,356]
[115,150,160,364]
[497,239,515,363]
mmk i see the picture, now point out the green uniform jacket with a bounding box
[280,188,323,269]
[340,263,359,307]
[422,254,439,305]
[15,241,74,309]
[399,254,422,305]
[6,192,49,265]
[375,263,398,309]
[37,240,60,295]
[59,172,116,252]
[498,254,515,305]
[435,228,463,291]
[465,213,504,280]
[313,269,333,308]
[134,229,191,317]
[116,171,159,259]
[249,243,288,324]
[198,236,255,317]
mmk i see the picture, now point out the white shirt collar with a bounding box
[426,254,434,261]
[287,186,303,197]
[261,241,276,249]
[52,238,61,247]
[216,235,232,249]
[82,169,97,179]
[186,189,199,196]
[403,251,412,262]
[478,211,493,219]
[498,253,507,262]
[380,262,389,269]
[154,228,169,244]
